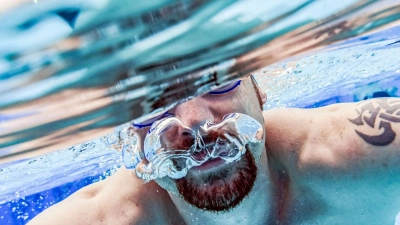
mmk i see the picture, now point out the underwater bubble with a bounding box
[125,113,263,181]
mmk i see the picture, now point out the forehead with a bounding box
[133,76,255,126]
[152,76,252,107]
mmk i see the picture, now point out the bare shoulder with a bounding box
[27,179,104,225]
[28,167,181,225]
[263,107,316,155]
[265,99,400,222]
[264,97,400,172]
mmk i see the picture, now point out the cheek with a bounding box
[235,87,265,125]
[234,88,258,114]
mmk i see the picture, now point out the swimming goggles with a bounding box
[121,112,263,181]
[132,79,243,129]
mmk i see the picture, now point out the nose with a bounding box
[173,97,214,131]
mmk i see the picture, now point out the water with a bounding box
[2,0,400,162]
[1,1,400,224]
[257,26,400,109]
[0,139,121,224]
[1,25,400,224]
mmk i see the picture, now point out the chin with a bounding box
[175,148,257,212]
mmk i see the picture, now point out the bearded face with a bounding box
[175,146,257,212]
[153,76,266,212]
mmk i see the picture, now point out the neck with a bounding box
[169,152,273,225]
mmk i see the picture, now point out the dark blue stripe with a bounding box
[209,80,241,95]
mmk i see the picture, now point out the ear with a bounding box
[258,86,267,104]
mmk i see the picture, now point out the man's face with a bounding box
[158,76,267,212]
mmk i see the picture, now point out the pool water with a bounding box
[1,26,400,225]
[0,140,122,224]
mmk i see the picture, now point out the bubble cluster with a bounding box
[120,113,263,181]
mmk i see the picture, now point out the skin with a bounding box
[28,77,400,225]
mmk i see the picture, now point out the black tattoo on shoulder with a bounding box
[348,98,400,146]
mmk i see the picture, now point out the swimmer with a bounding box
[28,75,400,225]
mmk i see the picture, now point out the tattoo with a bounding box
[348,98,400,146]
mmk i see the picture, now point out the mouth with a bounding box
[175,149,257,212]
[186,140,244,176]
[188,157,231,177]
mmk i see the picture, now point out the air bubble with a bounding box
[125,113,263,181]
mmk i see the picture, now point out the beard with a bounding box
[175,147,257,212]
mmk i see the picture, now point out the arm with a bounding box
[27,168,142,225]
[307,97,400,174]
[264,98,400,210]
[264,98,400,221]
[27,167,182,225]
[27,182,104,225]
[265,97,400,174]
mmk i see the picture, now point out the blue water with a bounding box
[1,26,400,224]
[0,174,102,223]
[0,142,121,224]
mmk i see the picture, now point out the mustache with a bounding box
[170,130,230,151]
[170,133,239,169]
[201,130,227,146]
